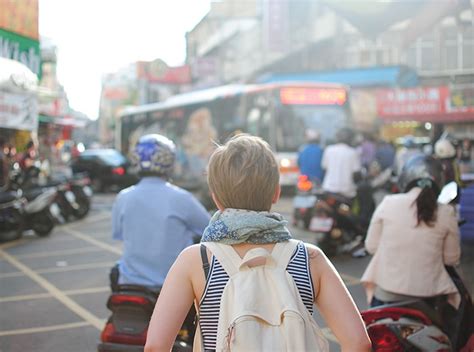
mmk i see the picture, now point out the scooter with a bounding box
[292,175,321,229]
[361,265,473,351]
[307,191,363,257]
[9,165,60,237]
[69,173,92,220]
[361,182,474,351]
[0,189,24,242]
[98,284,194,352]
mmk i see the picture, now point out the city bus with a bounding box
[119,82,351,192]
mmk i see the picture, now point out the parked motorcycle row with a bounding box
[0,164,93,242]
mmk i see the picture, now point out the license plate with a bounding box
[309,216,334,232]
[65,191,76,203]
[83,186,93,197]
[293,195,316,209]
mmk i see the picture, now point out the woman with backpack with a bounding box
[145,134,371,352]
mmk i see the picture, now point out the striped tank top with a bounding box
[199,242,314,351]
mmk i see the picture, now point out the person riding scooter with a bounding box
[361,154,461,309]
[435,138,463,187]
[110,134,210,290]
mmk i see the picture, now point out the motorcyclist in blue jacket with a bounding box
[110,134,210,290]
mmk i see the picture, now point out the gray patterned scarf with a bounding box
[201,208,291,244]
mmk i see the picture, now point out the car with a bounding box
[71,149,138,192]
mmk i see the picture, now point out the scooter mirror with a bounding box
[437,181,458,204]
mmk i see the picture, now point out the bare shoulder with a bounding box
[169,244,202,274]
[303,242,325,260]
[179,244,202,262]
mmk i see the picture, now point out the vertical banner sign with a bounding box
[262,0,289,52]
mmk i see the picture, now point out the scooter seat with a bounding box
[23,188,47,201]
[375,298,444,327]
[0,191,18,204]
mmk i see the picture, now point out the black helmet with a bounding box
[398,154,445,193]
[336,127,354,145]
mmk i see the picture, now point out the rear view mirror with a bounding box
[438,182,458,204]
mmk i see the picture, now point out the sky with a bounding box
[39,0,211,120]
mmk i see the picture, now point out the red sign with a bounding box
[280,87,347,106]
[137,61,191,84]
[377,87,446,117]
[377,86,474,123]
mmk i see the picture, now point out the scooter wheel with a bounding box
[0,210,23,242]
[73,197,90,219]
[32,210,55,237]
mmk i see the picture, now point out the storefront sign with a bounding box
[377,87,445,117]
[0,91,38,130]
[377,85,474,123]
[137,60,191,84]
[447,85,474,113]
[0,0,39,39]
[0,28,41,77]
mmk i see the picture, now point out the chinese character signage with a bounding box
[376,85,474,122]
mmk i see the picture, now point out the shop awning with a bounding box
[0,57,38,93]
[39,115,88,128]
[257,66,419,88]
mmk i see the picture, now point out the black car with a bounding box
[71,149,138,192]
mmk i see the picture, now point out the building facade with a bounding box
[185,0,473,146]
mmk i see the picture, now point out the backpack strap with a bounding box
[272,239,301,269]
[202,240,301,276]
[200,244,210,280]
[201,242,241,276]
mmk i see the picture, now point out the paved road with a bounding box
[0,194,472,352]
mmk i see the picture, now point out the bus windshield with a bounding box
[275,105,348,152]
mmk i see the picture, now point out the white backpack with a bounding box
[194,239,329,352]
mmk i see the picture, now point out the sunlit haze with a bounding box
[39,0,211,120]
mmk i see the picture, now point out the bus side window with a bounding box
[247,108,260,136]
[260,110,271,143]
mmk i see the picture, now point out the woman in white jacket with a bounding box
[361,155,461,308]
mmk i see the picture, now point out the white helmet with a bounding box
[306,129,320,141]
[434,139,456,159]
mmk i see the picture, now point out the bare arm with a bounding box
[307,244,371,352]
[144,247,196,352]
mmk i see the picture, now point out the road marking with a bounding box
[0,287,111,303]
[63,227,122,255]
[14,246,104,259]
[0,292,52,303]
[65,286,110,296]
[0,271,25,279]
[0,249,104,330]
[36,261,115,274]
[0,238,27,250]
[0,321,92,337]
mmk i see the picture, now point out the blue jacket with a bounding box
[298,143,324,182]
[112,177,210,287]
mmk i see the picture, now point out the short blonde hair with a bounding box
[208,134,279,211]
